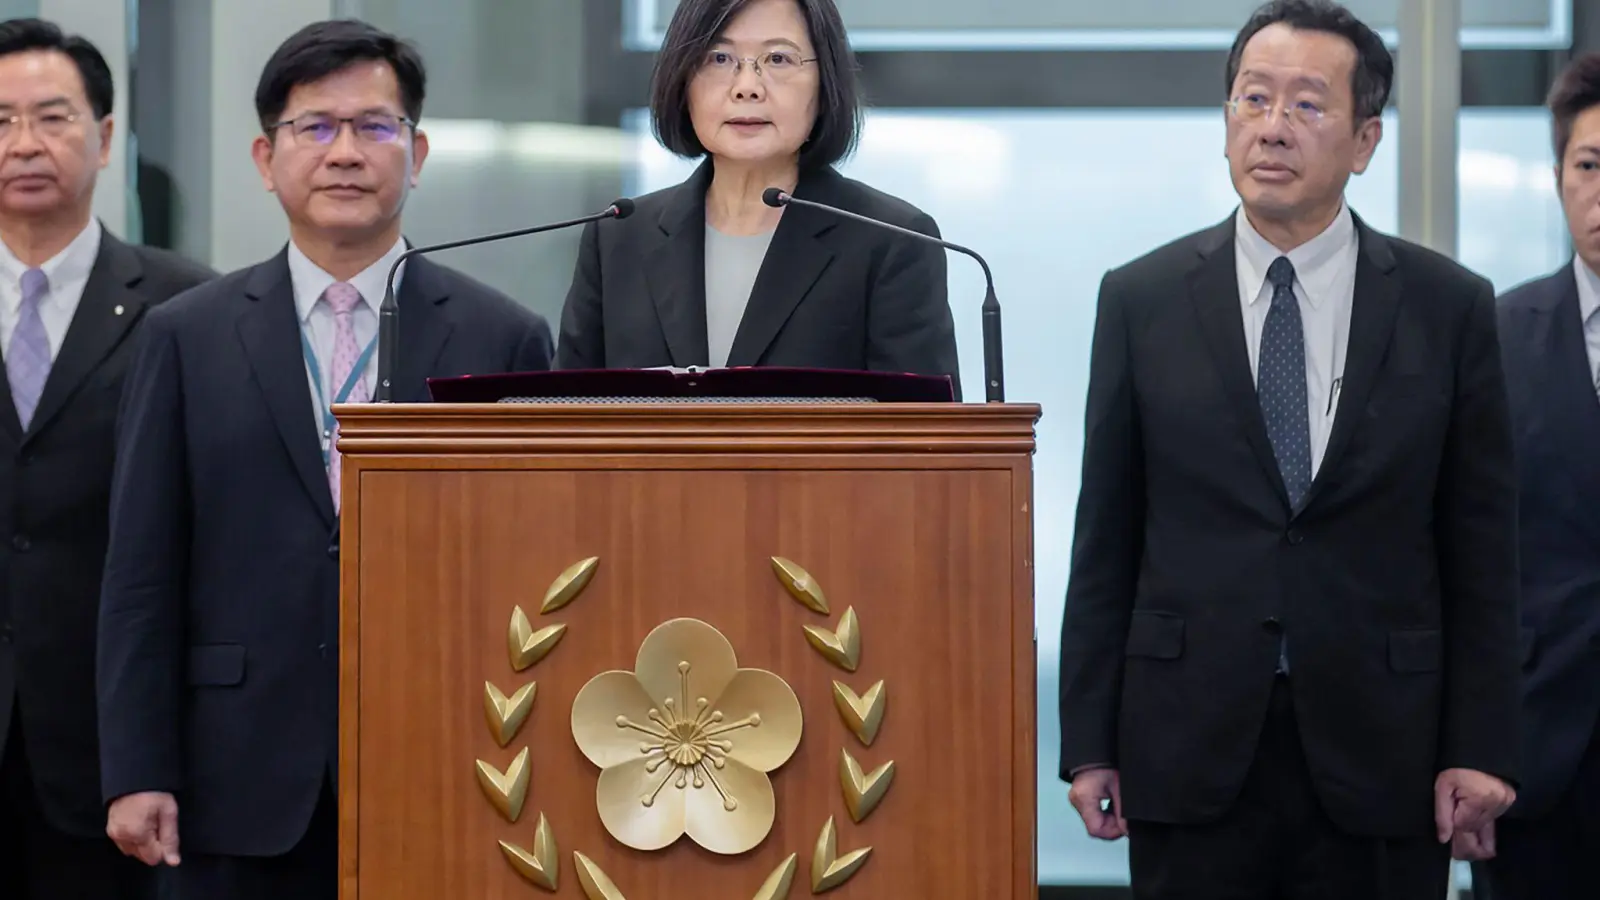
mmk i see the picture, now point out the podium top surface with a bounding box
[426,365,955,403]
[331,399,1040,457]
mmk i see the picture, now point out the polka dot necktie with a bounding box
[324,282,369,513]
[1258,256,1312,511]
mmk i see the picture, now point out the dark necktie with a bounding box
[1258,257,1312,510]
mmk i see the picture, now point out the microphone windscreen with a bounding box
[610,198,636,219]
[761,187,787,208]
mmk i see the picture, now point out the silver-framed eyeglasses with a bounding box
[1227,94,1328,128]
[700,49,817,82]
[272,112,414,146]
[0,109,84,141]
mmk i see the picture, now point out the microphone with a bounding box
[762,187,1003,403]
[373,198,636,402]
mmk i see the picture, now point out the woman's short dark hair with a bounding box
[1226,0,1393,122]
[0,18,113,119]
[649,0,861,170]
[254,19,426,133]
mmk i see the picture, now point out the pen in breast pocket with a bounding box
[1327,377,1342,416]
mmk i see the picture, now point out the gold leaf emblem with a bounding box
[831,679,885,746]
[487,557,891,897]
[770,556,828,615]
[498,811,558,891]
[809,815,871,893]
[839,748,895,823]
[541,556,599,614]
[509,606,566,671]
[474,746,530,823]
[483,680,536,747]
[752,852,798,900]
[573,851,627,900]
[571,618,803,855]
[802,606,859,672]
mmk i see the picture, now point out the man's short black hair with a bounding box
[1548,53,1600,168]
[1226,0,1394,122]
[254,19,425,133]
[649,0,861,170]
[0,18,113,119]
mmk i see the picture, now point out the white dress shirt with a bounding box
[1573,256,1600,389]
[288,236,407,459]
[0,218,102,361]
[1234,203,1359,475]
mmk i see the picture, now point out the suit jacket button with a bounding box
[1285,529,1304,545]
[0,623,12,642]
[1262,617,1283,635]
[10,534,28,552]
[327,544,338,559]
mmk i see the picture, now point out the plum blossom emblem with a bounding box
[570,618,803,856]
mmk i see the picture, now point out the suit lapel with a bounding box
[388,254,453,401]
[0,347,18,442]
[724,168,838,367]
[1532,266,1600,490]
[644,161,712,367]
[21,232,146,443]
[1187,217,1291,508]
[236,251,334,526]
[1302,220,1401,509]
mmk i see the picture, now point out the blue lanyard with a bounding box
[302,328,378,465]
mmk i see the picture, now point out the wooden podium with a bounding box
[334,398,1039,899]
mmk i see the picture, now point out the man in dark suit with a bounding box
[1058,2,1521,896]
[0,18,215,899]
[94,20,552,899]
[1471,53,1600,900]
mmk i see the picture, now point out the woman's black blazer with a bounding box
[555,159,962,399]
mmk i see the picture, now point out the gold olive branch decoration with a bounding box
[783,558,889,894]
[542,556,600,614]
[484,556,599,893]
[772,556,829,615]
[499,812,558,890]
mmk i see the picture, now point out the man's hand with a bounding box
[107,791,181,867]
[1067,767,1128,840]
[1435,768,1515,843]
[1451,821,1497,861]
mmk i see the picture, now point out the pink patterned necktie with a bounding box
[324,282,370,513]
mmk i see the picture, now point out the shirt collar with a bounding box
[0,218,103,300]
[1575,256,1600,328]
[288,234,408,324]
[1235,202,1356,309]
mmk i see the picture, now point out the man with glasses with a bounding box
[1059,1,1520,896]
[0,17,214,900]
[95,19,553,898]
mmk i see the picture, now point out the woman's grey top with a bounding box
[704,224,777,368]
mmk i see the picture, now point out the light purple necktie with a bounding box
[7,267,50,429]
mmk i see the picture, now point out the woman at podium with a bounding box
[554,0,963,399]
